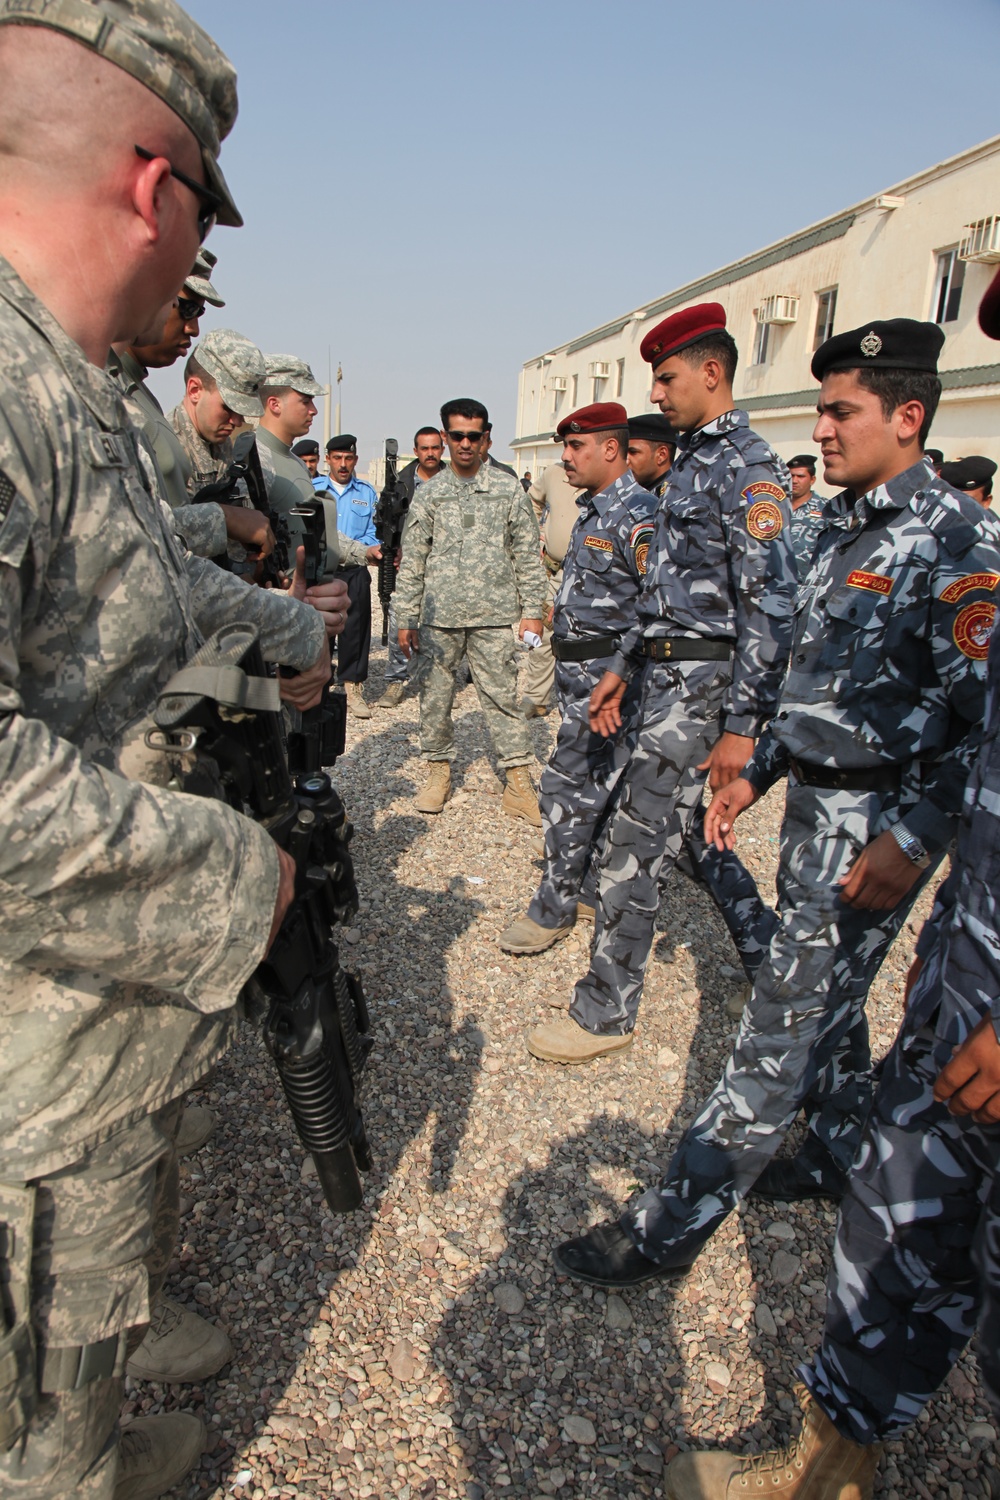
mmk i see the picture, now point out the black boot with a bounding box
[553,1220,695,1289]
[750,1135,848,1203]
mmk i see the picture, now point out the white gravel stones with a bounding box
[493,1283,526,1315]
[388,1338,417,1381]
[704,1361,732,1393]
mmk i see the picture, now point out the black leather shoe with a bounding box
[553,1220,695,1288]
[750,1138,848,1203]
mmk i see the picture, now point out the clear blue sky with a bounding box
[152,0,1000,465]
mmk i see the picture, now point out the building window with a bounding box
[814,287,837,350]
[932,249,965,324]
[751,315,771,366]
[592,377,607,402]
[570,374,578,407]
[616,358,625,397]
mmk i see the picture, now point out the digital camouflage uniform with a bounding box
[169,397,236,495]
[623,459,1000,1267]
[255,425,369,580]
[789,491,827,576]
[394,461,546,769]
[527,471,656,927]
[802,622,1000,1444]
[570,409,797,1033]
[0,258,325,1494]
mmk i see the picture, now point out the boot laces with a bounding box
[147,1299,184,1339]
[119,1427,153,1463]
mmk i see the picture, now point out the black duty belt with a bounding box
[551,634,618,663]
[788,757,902,793]
[640,637,732,662]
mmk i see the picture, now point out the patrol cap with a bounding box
[940,456,997,492]
[291,440,319,458]
[980,265,1000,340]
[627,413,677,445]
[788,453,817,472]
[184,248,224,307]
[555,401,628,440]
[262,354,325,397]
[326,434,358,454]
[811,318,944,380]
[192,327,264,417]
[0,0,243,227]
[925,448,944,467]
[640,302,727,367]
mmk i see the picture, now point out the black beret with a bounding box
[291,439,319,458]
[788,453,817,472]
[811,318,944,380]
[326,433,357,454]
[940,456,997,492]
[627,413,677,445]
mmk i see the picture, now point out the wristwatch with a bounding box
[890,821,931,869]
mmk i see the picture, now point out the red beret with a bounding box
[555,401,628,439]
[640,301,728,367]
[980,265,1000,341]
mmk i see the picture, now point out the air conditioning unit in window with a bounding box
[757,295,800,325]
[549,375,567,391]
[959,216,1000,263]
[589,361,611,378]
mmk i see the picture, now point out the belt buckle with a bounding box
[661,640,672,660]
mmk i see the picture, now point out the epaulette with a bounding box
[917,484,994,558]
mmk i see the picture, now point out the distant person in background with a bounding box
[482,421,518,477]
[291,437,321,479]
[376,426,447,708]
[925,446,945,476]
[521,469,532,492]
[625,412,677,497]
[326,434,379,718]
[941,454,996,509]
[520,460,587,719]
[787,452,827,574]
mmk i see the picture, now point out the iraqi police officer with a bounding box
[323,434,379,719]
[291,437,321,478]
[497,402,657,953]
[554,316,1000,1291]
[941,453,996,509]
[664,277,1000,1500]
[787,452,827,573]
[519,458,587,719]
[526,303,797,1065]
[624,411,677,497]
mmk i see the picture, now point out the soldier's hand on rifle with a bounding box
[398,628,419,659]
[266,846,298,956]
[365,544,382,564]
[393,547,402,570]
[220,504,276,557]
[285,545,350,636]
[278,644,331,711]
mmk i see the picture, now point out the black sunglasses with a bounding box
[446,429,485,443]
[134,145,221,242]
[176,296,206,322]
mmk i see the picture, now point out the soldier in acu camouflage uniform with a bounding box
[663,279,1000,1500]
[527,303,797,1066]
[0,3,332,1496]
[555,317,1000,1311]
[496,402,656,952]
[395,397,547,824]
[169,325,264,492]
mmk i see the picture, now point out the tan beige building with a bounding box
[513,134,1000,486]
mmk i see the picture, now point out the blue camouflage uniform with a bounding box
[528,472,656,928]
[570,408,797,1033]
[624,459,1000,1267]
[789,491,827,575]
[804,622,1000,1443]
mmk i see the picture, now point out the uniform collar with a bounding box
[0,255,121,429]
[256,424,290,457]
[589,470,637,518]
[677,407,748,454]
[828,458,936,530]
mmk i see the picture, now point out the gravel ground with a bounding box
[124,643,998,1499]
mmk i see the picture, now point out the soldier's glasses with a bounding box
[176,297,206,321]
[446,430,485,443]
[134,146,221,243]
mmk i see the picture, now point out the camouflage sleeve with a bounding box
[724,466,797,736]
[507,486,545,618]
[168,500,228,557]
[741,724,790,793]
[184,555,325,670]
[337,531,370,567]
[914,871,957,962]
[394,489,435,628]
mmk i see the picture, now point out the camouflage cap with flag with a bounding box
[0,0,242,226]
[194,327,264,417]
[184,247,224,307]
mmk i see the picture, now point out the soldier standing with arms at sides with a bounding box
[663,279,1000,1500]
[787,452,827,574]
[555,317,1000,1295]
[527,303,796,1066]
[497,402,656,954]
[519,458,586,721]
[375,426,447,709]
[395,397,547,823]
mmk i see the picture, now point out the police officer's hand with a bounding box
[934,1016,1000,1123]
[838,830,923,910]
[266,846,298,956]
[398,628,419,659]
[704,776,758,849]
[589,671,628,737]
[698,731,754,793]
[278,645,331,711]
[220,504,276,557]
[365,545,382,564]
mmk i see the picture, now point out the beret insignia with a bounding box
[953,600,995,659]
[860,330,883,358]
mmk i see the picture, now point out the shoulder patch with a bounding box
[846,569,894,596]
[741,480,785,506]
[746,498,784,541]
[953,600,995,659]
[584,534,614,553]
[940,572,1000,604]
[629,520,654,548]
[629,521,654,577]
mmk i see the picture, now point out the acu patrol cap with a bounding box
[627,413,677,445]
[326,434,358,454]
[811,318,944,380]
[193,327,264,417]
[0,0,243,227]
[291,439,319,458]
[262,354,325,398]
[640,302,728,367]
[940,456,997,492]
[184,247,224,307]
[555,401,627,439]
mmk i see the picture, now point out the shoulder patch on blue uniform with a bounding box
[741,480,785,506]
[629,520,654,576]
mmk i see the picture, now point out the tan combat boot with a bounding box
[344,681,372,719]
[502,765,542,826]
[664,1385,879,1500]
[726,980,752,1020]
[375,682,407,708]
[175,1103,216,1157]
[126,1296,233,1383]
[498,913,574,954]
[414,760,451,813]
[114,1413,206,1500]
[526,1015,633,1064]
[576,900,595,924]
